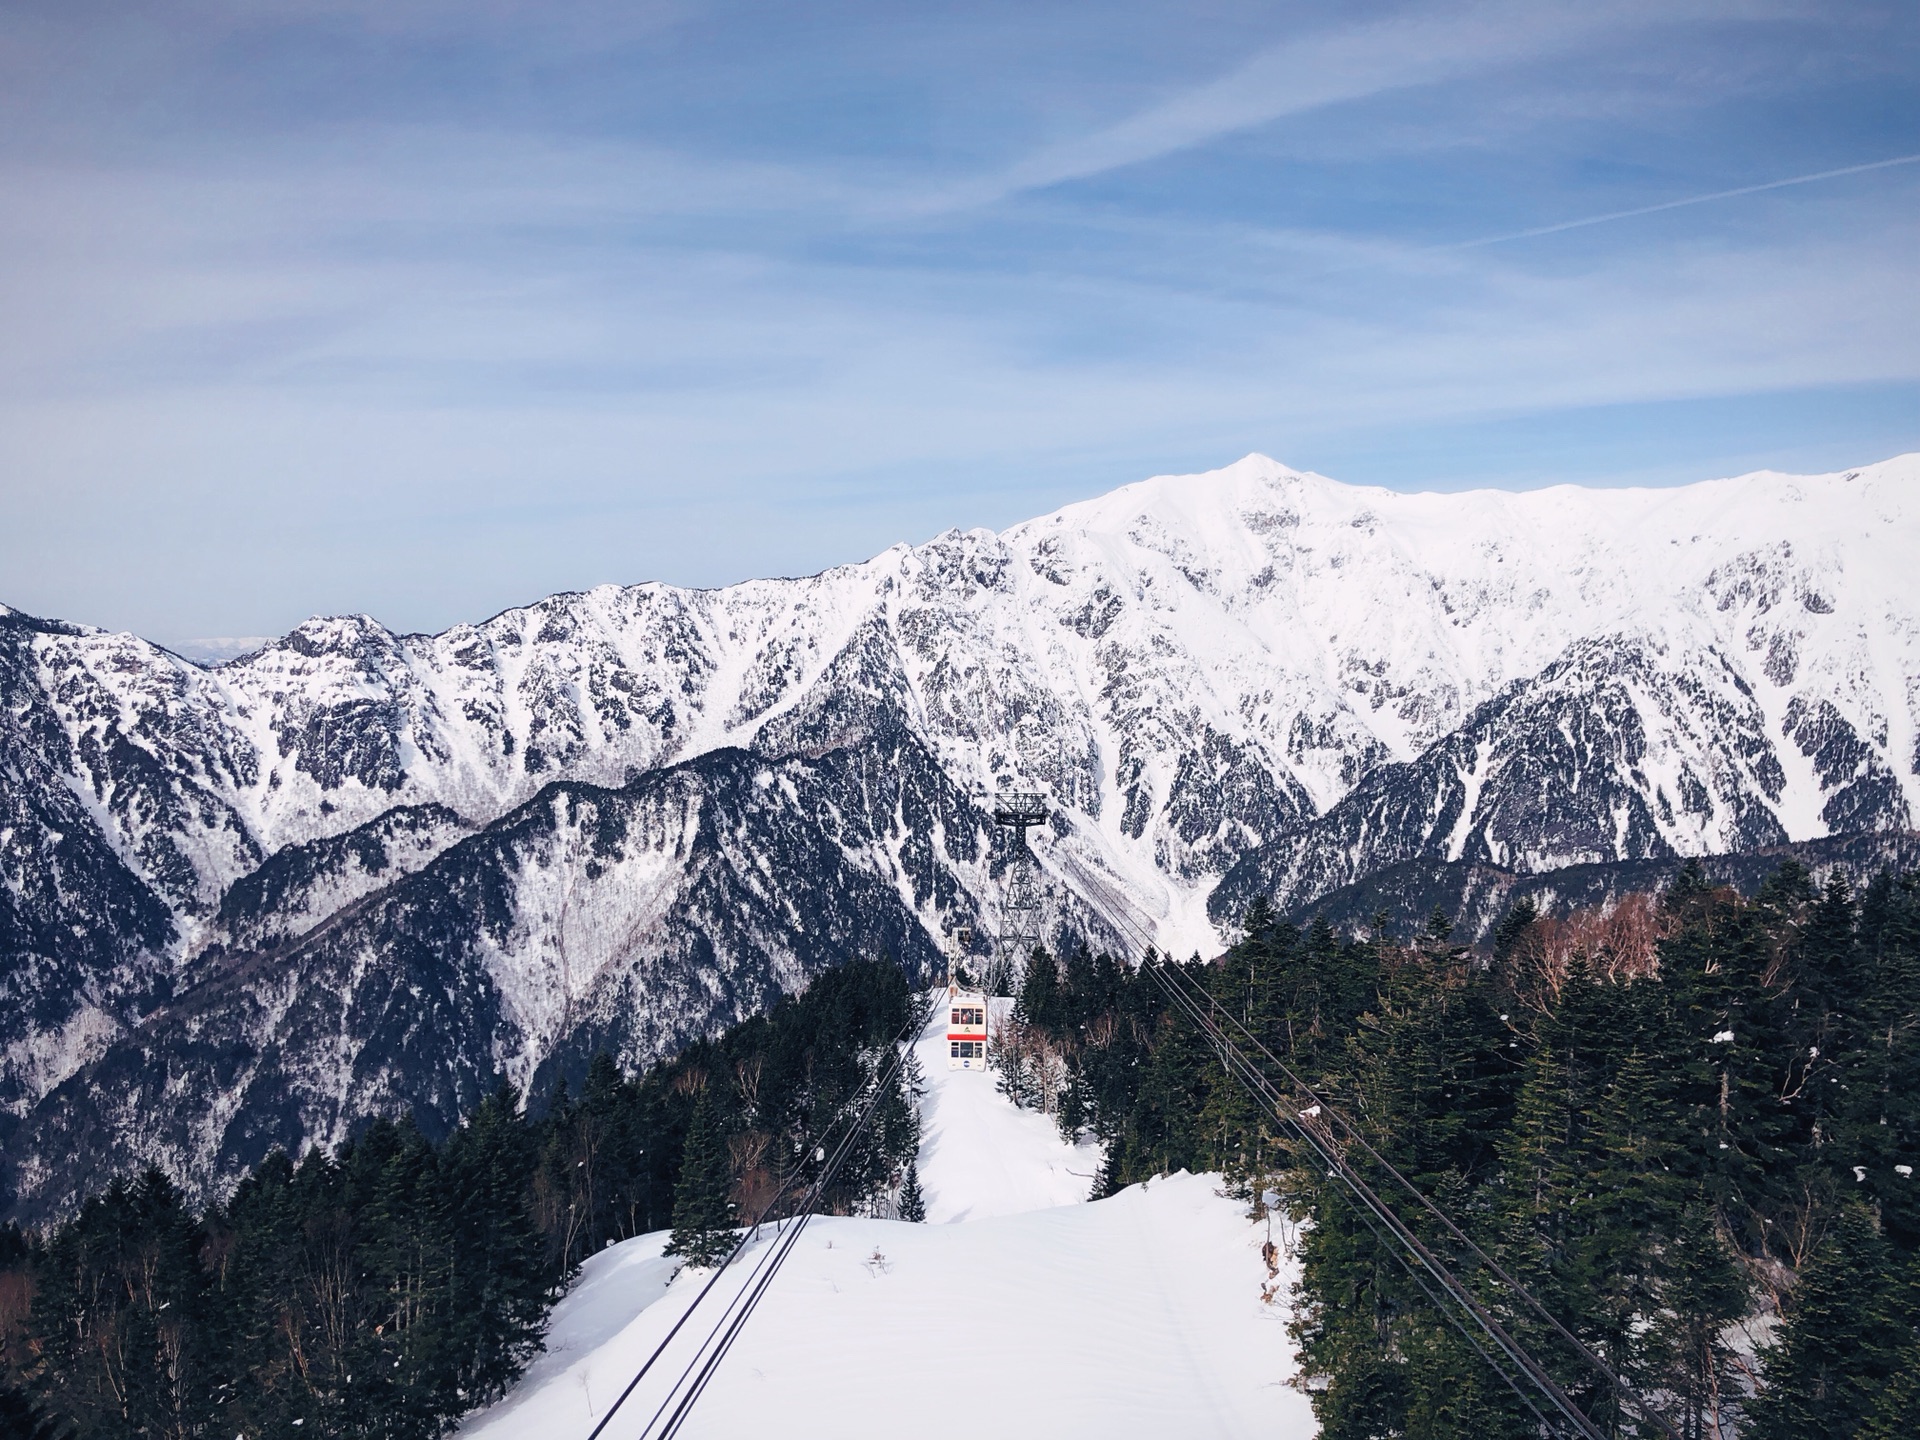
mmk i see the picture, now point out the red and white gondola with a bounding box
[946,983,988,1070]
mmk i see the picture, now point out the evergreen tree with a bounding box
[1858,1244,1920,1440]
[32,1168,219,1440]
[1748,1206,1907,1439]
[1654,1198,1751,1440]
[665,1088,736,1267]
[1491,895,1539,964]
[9,958,923,1440]
[0,1385,73,1440]
[1288,934,1529,1438]
[1015,947,1062,1029]
[439,1085,550,1408]
[361,1119,454,1437]
[1860,1352,1920,1440]
[1108,967,1216,1183]
[1852,870,1920,1249]
[897,1161,927,1223]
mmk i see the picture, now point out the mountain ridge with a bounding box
[4,450,1918,1217]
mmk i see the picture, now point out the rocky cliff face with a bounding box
[4,452,1918,1217]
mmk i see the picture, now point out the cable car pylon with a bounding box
[988,789,1047,983]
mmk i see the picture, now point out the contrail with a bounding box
[1449,151,1920,249]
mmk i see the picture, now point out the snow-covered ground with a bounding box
[458,1000,1318,1439]
[912,997,1103,1222]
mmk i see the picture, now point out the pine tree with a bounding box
[1016,947,1062,1029]
[439,1084,550,1409]
[1859,1338,1920,1440]
[1748,1206,1907,1439]
[1491,894,1539,964]
[1290,932,1525,1440]
[1852,870,1920,1250]
[364,1119,454,1436]
[666,1088,736,1267]
[1114,976,1216,1182]
[31,1168,221,1439]
[897,1161,927,1223]
[0,1385,73,1440]
[1654,1198,1750,1440]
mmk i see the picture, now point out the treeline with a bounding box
[0,958,923,1440]
[997,861,1920,1438]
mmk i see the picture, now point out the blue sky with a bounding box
[1,0,1916,646]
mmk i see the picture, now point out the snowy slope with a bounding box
[910,1000,1102,1222]
[458,1005,1315,1440]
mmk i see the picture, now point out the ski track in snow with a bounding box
[458,1000,1317,1439]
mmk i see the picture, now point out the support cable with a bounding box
[1326,1160,1564,1438]
[1063,866,1676,1439]
[1142,958,1607,1440]
[642,1020,921,1440]
[584,999,926,1440]
[1156,957,1682,1440]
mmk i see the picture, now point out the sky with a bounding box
[1,0,1916,649]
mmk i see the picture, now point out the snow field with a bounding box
[459,1176,1314,1440]
[458,1000,1318,1439]
[911,997,1104,1222]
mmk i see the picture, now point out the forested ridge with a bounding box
[998,860,1920,1438]
[0,960,923,1440]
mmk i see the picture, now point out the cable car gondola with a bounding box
[946,982,988,1071]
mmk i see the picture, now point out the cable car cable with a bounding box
[1148,968,1593,1438]
[1121,950,1560,1434]
[1140,958,1607,1440]
[584,997,929,1440]
[1060,867,1675,1439]
[583,1094,869,1440]
[594,1012,918,1440]
[1158,959,1683,1440]
[643,1024,922,1440]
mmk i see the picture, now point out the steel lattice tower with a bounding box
[990,790,1047,975]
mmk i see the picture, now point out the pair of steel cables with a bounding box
[1079,872,1681,1440]
[580,888,1681,1438]
[584,1000,927,1440]
[1143,955,1684,1440]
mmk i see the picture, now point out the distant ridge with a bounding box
[1284,829,1920,945]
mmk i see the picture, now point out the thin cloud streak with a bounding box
[920,0,1779,213]
[1450,151,1920,248]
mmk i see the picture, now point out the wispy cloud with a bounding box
[924,0,1781,211]
[1450,151,1920,248]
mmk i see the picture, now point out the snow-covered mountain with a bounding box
[4,452,1918,1218]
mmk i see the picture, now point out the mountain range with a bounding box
[4,451,1918,1219]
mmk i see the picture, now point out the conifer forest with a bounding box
[995,860,1920,1439]
[4,862,1919,1438]
[0,962,922,1440]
